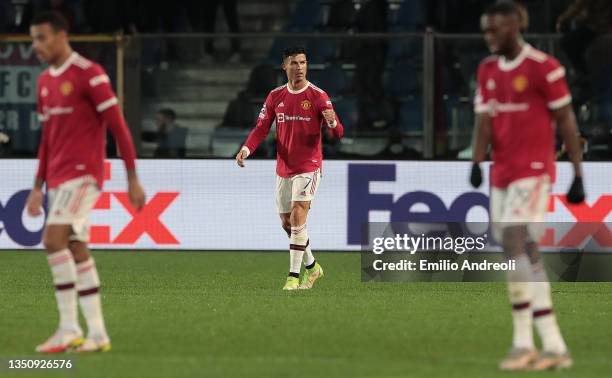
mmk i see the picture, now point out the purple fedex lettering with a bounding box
[347,164,489,245]
[0,190,47,246]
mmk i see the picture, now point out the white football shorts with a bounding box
[490,174,551,243]
[46,175,101,242]
[276,169,321,214]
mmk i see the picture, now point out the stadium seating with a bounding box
[266,36,295,65]
[220,92,261,129]
[286,0,322,31]
[308,65,349,97]
[385,62,420,98]
[306,38,339,65]
[245,64,280,98]
[323,0,356,30]
[332,97,359,133]
[396,96,423,133]
[358,97,395,130]
[386,36,422,63]
[388,0,425,31]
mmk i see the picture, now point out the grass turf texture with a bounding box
[0,251,611,378]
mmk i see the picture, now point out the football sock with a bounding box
[289,224,308,276]
[507,254,534,350]
[532,261,568,354]
[47,249,80,333]
[284,224,315,267]
[76,258,109,340]
[303,240,316,268]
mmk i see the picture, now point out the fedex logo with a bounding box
[347,164,612,248]
[90,162,179,245]
[0,162,179,247]
[347,164,488,244]
[0,190,47,246]
[541,194,612,248]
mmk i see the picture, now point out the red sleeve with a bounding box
[36,81,48,181]
[35,126,48,181]
[243,93,275,155]
[540,57,572,110]
[318,91,344,139]
[474,62,492,114]
[85,65,136,170]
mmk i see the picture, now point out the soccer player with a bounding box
[25,11,145,353]
[470,2,585,371]
[235,46,344,290]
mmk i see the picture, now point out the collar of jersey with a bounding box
[49,52,79,77]
[498,43,531,72]
[286,81,310,94]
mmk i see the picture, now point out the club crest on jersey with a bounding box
[300,100,311,110]
[41,87,49,97]
[512,75,528,93]
[60,81,73,96]
[486,79,496,90]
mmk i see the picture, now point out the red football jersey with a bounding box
[36,52,136,189]
[243,82,344,178]
[474,44,571,188]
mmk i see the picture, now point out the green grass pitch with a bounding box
[0,251,611,378]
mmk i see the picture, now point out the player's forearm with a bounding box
[105,108,137,170]
[35,136,47,187]
[32,177,44,191]
[126,168,139,183]
[557,110,583,177]
[472,114,491,163]
[329,117,344,139]
[244,123,271,154]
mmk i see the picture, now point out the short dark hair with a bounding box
[282,45,307,61]
[31,11,69,32]
[485,1,521,18]
[158,108,176,121]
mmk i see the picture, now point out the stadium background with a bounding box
[1,1,611,377]
[1,0,610,250]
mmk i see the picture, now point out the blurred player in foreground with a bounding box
[26,11,145,353]
[471,2,585,371]
[235,46,344,290]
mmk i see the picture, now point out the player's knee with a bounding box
[281,224,291,237]
[502,227,526,257]
[289,210,303,226]
[69,241,89,262]
[279,214,291,236]
[43,235,67,252]
[525,242,540,264]
[290,203,308,225]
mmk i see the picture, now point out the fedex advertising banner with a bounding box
[0,160,610,250]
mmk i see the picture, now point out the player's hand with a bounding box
[322,109,336,127]
[566,176,585,204]
[235,148,248,168]
[26,188,44,217]
[470,163,482,188]
[128,179,146,211]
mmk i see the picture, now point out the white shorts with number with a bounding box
[46,175,101,242]
[276,169,321,214]
[490,174,551,243]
